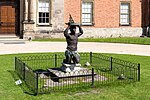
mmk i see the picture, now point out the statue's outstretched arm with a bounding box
[77,25,83,37]
[64,26,70,37]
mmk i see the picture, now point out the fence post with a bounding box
[15,57,17,70]
[35,73,39,95]
[138,64,140,81]
[92,68,94,88]
[23,63,26,80]
[90,52,92,64]
[55,54,57,67]
[110,57,113,71]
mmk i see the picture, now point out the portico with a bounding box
[22,0,64,39]
[0,0,64,39]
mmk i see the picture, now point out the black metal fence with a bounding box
[15,52,140,95]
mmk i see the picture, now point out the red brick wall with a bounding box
[94,0,120,28]
[64,0,142,28]
[131,0,142,27]
[64,0,81,26]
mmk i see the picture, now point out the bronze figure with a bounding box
[63,15,83,64]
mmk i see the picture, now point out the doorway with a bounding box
[0,0,20,36]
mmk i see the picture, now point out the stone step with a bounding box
[0,36,25,44]
[0,35,19,39]
[0,40,25,44]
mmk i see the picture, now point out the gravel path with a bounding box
[0,41,150,56]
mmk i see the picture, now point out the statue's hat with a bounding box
[65,14,80,26]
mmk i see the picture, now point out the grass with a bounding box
[0,53,150,100]
[33,37,150,45]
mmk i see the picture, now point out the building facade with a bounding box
[0,0,149,39]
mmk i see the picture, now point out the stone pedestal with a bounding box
[47,63,107,84]
[23,21,35,40]
[47,67,106,86]
[60,63,82,73]
[48,67,94,79]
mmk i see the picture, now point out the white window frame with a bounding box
[120,3,130,26]
[82,2,93,25]
[38,0,50,25]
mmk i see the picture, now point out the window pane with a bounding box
[43,18,45,23]
[87,19,90,23]
[87,3,92,8]
[87,14,91,18]
[46,18,49,23]
[121,19,128,23]
[46,13,49,17]
[43,13,45,17]
[39,8,41,12]
[39,18,42,23]
[39,12,42,17]
[39,3,42,7]
[82,4,85,8]
[121,9,127,13]
[120,15,128,19]
[45,7,49,12]
[82,14,85,18]
[42,3,45,7]
[85,14,87,18]
[82,19,85,22]
[86,9,90,13]
[84,19,87,22]
[46,3,49,7]
[82,9,85,13]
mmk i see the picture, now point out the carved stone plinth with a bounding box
[47,67,94,78]
[60,63,82,73]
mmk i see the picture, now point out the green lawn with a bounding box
[33,37,150,45]
[0,53,150,100]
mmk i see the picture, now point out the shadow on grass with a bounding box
[8,70,37,96]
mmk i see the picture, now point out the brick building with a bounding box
[0,0,149,39]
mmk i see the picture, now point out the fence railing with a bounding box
[15,52,140,95]
[92,53,140,82]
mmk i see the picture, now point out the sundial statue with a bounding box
[61,14,83,72]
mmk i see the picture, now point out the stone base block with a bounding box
[47,67,94,78]
[60,63,82,73]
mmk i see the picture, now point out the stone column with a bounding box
[23,0,35,40]
[24,0,28,21]
[29,0,34,22]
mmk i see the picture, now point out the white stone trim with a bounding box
[81,27,142,38]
